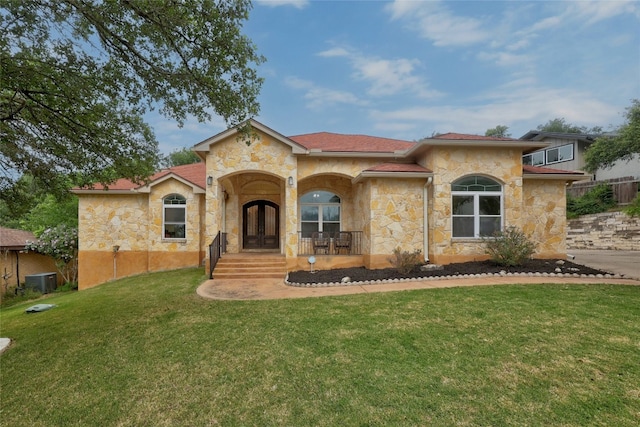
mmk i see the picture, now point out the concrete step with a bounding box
[213,254,286,280]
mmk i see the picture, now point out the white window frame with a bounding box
[545,144,574,164]
[523,151,545,166]
[163,194,187,240]
[300,191,341,238]
[451,177,503,239]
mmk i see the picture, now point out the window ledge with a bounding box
[162,238,187,243]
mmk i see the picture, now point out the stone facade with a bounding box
[567,212,640,250]
[77,182,205,289]
[74,120,583,289]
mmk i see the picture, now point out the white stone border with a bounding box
[284,271,621,288]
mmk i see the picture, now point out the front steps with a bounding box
[213,253,287,280]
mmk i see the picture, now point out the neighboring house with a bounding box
[519,131,640,181]
[73,120,587,290]
[0,227,59,294]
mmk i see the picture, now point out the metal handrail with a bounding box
[208,231,227,279]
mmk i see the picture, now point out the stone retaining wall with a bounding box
[567,212,640,250]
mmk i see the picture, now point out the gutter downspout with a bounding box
[423,177,433,263]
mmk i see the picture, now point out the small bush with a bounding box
[389,247,423,275]
[623,194,640,217]
[483,227,536,267]
[567,184,616,218]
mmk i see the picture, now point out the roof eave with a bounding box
[136,173,205,194]
[523,173,590,182]
[302,151,408,159]
[71,189,139,195]
[352,171,434,184]
[424,139,549,149]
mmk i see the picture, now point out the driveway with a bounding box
[568,249,640,280]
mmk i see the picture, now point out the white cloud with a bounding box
[317,47,350,58]
[255,0,308,9]
[568,0,639,26]
[319,46,442,99]
[386,0,489,47]
[284,76,364,110]
[369,85,621,138]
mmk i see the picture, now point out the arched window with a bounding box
[451,176,502,238]
[163,194,186,239]
[300,191,341,238]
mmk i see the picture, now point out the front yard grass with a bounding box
[1,268,639,426]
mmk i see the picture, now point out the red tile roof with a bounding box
[523,165,585,175]
[289,132,415,153]
[0,227,36,250]
[87,162,206,191]
[433,132,517,141]
[365,163,433,173]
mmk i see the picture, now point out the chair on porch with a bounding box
[311,231,331,254]
[333,231,352,255]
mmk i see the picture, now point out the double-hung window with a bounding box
[300,191,341,238]
[163,194,186,239]
[451,176,502,238]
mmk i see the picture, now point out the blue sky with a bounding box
[152,0,640,155]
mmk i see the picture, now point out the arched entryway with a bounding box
[242,200,279,250]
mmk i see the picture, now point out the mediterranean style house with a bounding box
[73,120,587,290]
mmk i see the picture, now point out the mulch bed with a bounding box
[287,259,610,285]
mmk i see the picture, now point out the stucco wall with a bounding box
[1,251,60,294]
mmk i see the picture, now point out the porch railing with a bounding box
[297,231,363,256]
[208,231,227,279]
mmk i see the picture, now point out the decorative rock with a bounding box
[555,260,565,265]
[421,264,444,271]
[341,276,351,283]
[555,267,562,273]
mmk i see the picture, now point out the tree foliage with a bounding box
[537,118,602,134]
[485,125,511,138]
[0,174,77,231]
[1,0,264,191]
[584,99,640,173]
[162,147,202,168]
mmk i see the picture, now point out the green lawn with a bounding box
[1,268,639,426]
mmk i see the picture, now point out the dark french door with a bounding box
[243,201,279,249]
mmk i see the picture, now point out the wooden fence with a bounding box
[567,176,639,205]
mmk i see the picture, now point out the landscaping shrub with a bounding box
[566,184,616,218]
[483,227,536,267]
[623,193,640,217]
[389,247,423,274]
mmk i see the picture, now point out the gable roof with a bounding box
[0,227,36,250]
[289,132,415,153]
[72,162,206,194]
[193,119,308,156]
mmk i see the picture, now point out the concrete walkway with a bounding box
[197,274,640,301]
[198,249,640,301]
[568,249,640,280]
